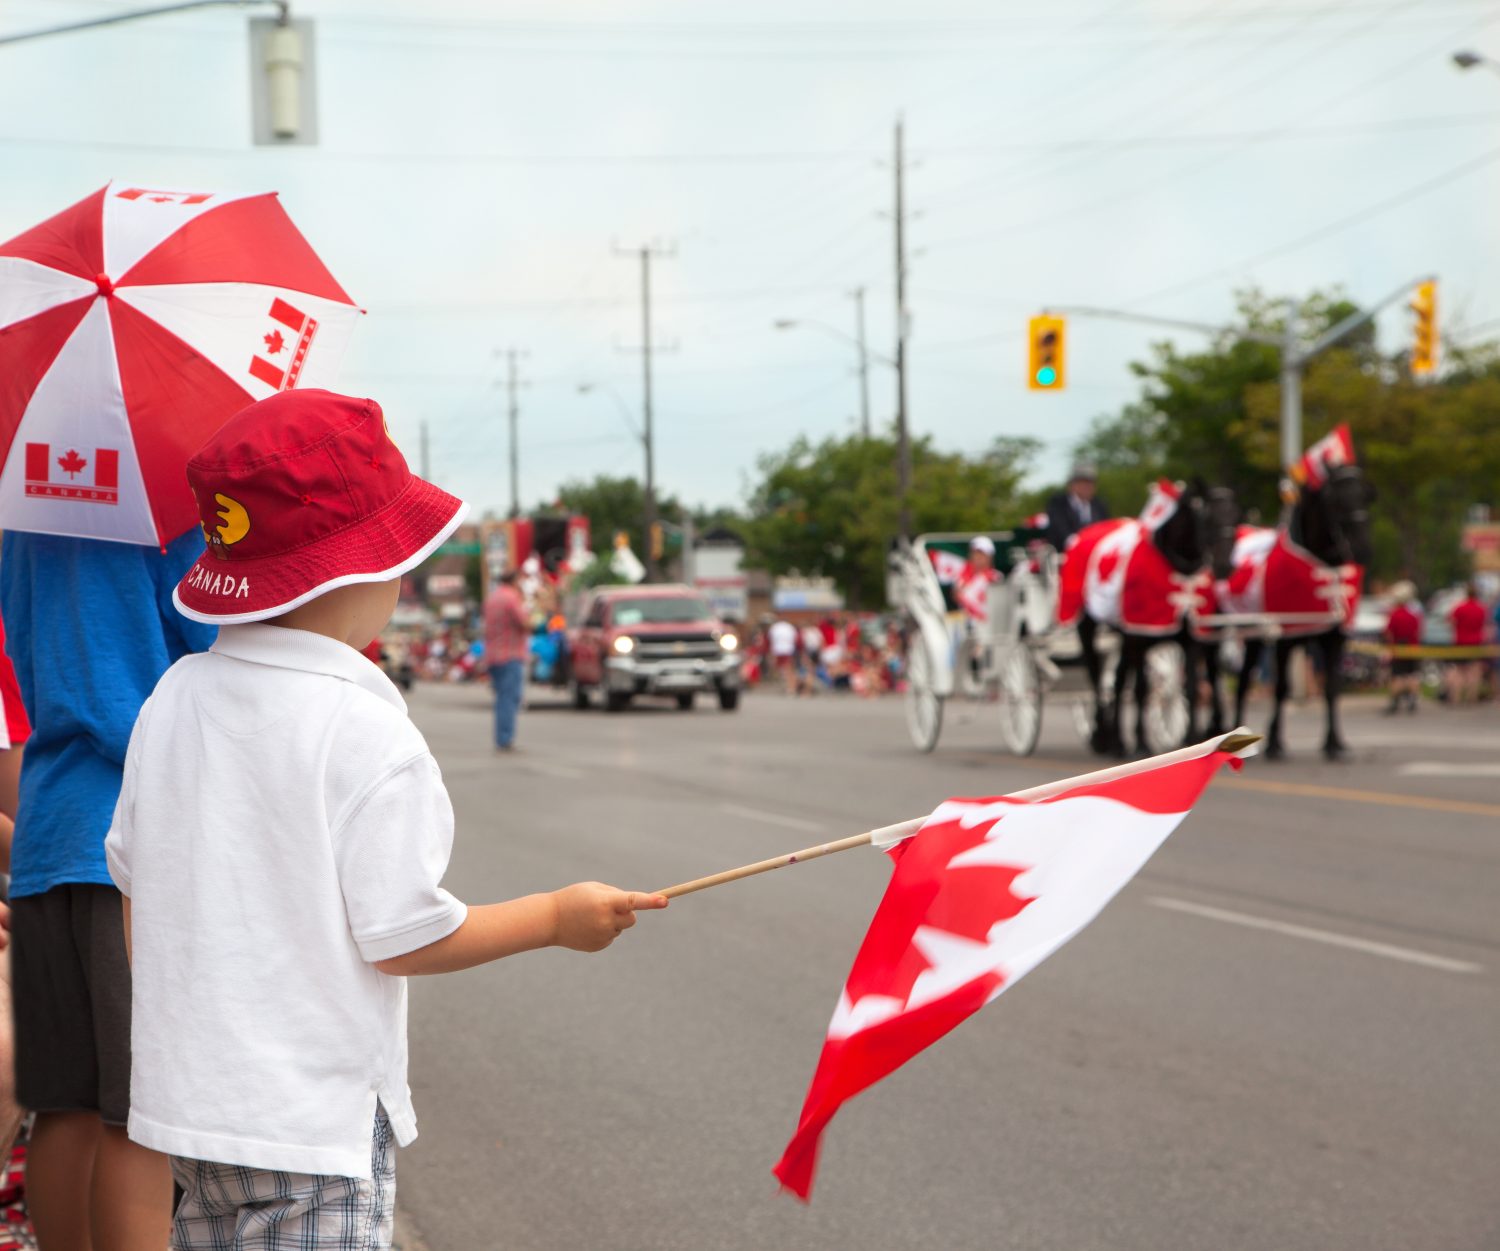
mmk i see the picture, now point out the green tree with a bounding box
[554,474,685,559]
[1068,286,1500,588]
[741,431,1040,607]
[1241,343,1500,588]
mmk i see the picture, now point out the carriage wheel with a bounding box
[1142,641,1190,754]
[904,637,945,753]
[1000,646,1043,756]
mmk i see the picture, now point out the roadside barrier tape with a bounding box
[1346,641,1500,660]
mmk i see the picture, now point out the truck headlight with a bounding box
[719,633,739,652]
[612,635,635,655]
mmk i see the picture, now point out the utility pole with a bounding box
[892,118,912,536]
[615,241,676,580]
[852,286,871,439]
[499,347,528,519]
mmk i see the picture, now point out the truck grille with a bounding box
[634,633,721,661]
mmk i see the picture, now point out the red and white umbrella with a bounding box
[0,180,360,547]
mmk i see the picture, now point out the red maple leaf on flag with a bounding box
[263,330,286,355]
[844,813,1033,1012]
[57,449,88,479]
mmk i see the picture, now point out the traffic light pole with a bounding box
[1055,274,1434,474]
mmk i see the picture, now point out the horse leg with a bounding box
[1134,639,1155,754]
[1323,631,1349,760]
[1111,638,1135,758]
[1266,639,1293,760]
[1202,639,1226,738]
[1080,616,1109,754]
[1183,633,1203,745]
[1234,639,1261,728]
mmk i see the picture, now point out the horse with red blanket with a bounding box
[1059,479,1238,756]
[1216,426,1374,759]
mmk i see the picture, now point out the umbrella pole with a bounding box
[655,729,1260,900]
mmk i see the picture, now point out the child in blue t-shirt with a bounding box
[0,528,215,1246]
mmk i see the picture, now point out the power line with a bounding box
[1126,142,1500,307]
[925,0,1397,216]
[921,4,1500,255]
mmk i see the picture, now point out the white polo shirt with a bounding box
[105,624,468,1179]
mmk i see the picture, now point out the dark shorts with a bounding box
[10,883,132,1125]
[1391,658,1418,677]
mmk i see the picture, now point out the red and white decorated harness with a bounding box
[1214,525,1362,638]
[1057,480,1214,636]
[1212,424,1365,637]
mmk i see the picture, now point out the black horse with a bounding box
[1079,482,1239,757]
[1231,464,1375,760]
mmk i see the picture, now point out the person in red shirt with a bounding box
[483,569,532,749]
[1447,583,1489,705]
[1382,581,1422,714]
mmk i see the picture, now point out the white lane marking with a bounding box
[719,803,825,834]
[1148,897,1484,975]
[1358,732,1500,752]
[1397,761,1500,778]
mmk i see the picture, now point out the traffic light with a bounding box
[1027,315,1066,391]
[1410,281,1437,377]
[649,522,664,562]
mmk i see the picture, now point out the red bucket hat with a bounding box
[174,389,467,624]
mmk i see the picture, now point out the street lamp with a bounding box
[773,296,894,439]
[1452,50,1500,76]
[576,382,643,443]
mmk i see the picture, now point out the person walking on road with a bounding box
[1382,581,1422,714]
[1044,462,1111,553]
[484,568,530,751]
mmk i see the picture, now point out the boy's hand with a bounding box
[551,882,668,952]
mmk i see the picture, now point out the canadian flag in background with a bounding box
[772,746,1243,1200]
[24,444,120,506]
[248,297,320,392]
[1295,424,1355,488]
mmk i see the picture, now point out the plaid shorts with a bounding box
[169,1109,395,1251]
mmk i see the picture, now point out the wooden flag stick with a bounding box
[656,728,1261,900]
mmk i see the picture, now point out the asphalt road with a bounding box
[393,682,1500,1251]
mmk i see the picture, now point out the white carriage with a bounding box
[888,530,1195,757]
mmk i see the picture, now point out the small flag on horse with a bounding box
[1294,423,1354,487]
[771,739,1251,1200]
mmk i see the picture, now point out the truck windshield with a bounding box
[611,597,713,626]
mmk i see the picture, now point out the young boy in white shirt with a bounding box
[104,389,666,1249]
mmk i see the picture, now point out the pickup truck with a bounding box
[569,584,742,712]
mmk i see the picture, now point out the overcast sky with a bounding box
[4,0,1498,519]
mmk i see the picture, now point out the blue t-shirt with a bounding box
[1,528,217,898]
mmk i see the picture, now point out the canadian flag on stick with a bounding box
[656,730,1259,1201]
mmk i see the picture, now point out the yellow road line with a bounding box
[969,752,1500,820]
[1216,775,1500,820]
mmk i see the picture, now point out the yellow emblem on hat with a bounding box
[210,493,250,546]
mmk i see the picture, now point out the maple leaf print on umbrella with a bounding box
[0,181,360,546]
